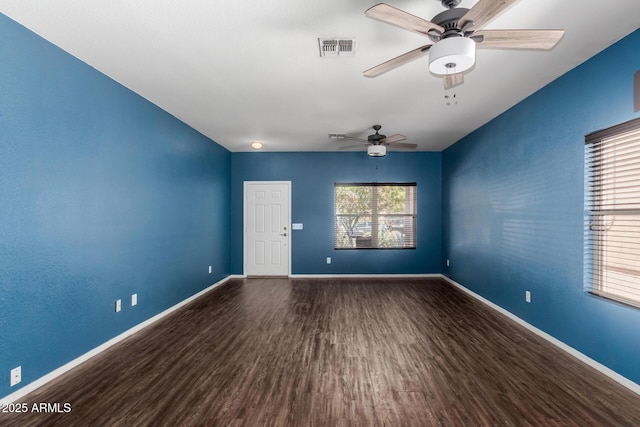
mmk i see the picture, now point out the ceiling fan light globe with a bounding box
[428,37,475,75]
[367,145,386,157]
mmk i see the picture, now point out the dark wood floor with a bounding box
[3,277,640,426]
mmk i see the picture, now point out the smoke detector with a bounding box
[318,38,356,57]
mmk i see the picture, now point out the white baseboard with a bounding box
[0,275,238,405]
[441,275,640,396]
[289,273,442,279]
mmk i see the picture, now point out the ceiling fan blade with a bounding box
[342,136,368,143]
[363,44,432,78]
[475,29,565,50]
[365,3,444,36]
[459,0,518,31]
[382,134,407,144]
[443,72,464,90]
[387,141,418,149]
[339,144,369,150]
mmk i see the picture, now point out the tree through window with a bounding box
[334,183,416,249]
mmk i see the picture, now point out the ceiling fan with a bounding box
[364,0,565,89]
[330,125,418,157]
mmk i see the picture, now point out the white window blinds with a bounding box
[334,183,416,249]
[585,117,640,307]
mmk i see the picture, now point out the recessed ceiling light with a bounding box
[251,141,263,150]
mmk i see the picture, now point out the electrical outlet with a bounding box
[10,366,21,387]
[208,265,212,274]
[115,299,122,312]
[131,294,138,306]
[446,259,450,267]
[326,257,331,264]
[526,291,531,303]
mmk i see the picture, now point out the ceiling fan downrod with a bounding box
[441,0,461,9]
[369,125,386,145]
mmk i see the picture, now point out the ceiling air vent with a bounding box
[318,38,356,57]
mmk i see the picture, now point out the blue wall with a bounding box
[442,29,640,383]
[231,152,442,275]
[0,14,231,399]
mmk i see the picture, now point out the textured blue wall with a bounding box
[0,14,231,399]
[442,29,640,383]
[231,152,442,275]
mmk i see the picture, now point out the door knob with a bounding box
[280,232,287,237]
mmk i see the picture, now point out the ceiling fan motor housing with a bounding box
[430,7,470,40]
[368,125,386,143]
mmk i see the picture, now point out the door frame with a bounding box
[243,181,292,277]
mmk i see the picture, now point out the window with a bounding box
[585,117,640,307]
[334,183,416,249]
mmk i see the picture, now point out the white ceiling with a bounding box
[1,0,639,152]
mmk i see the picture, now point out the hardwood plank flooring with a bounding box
[2,277,640,426]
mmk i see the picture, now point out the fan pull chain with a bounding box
[444,91,458,106]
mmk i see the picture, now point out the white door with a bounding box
[244,181,291,276]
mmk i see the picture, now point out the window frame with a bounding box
[585,116,640,308]
[333,182,417,250]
